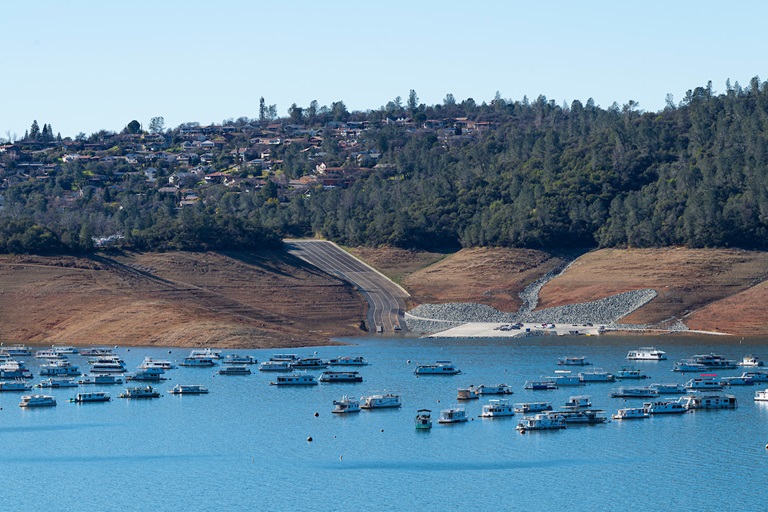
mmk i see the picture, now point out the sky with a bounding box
[2,0,767,140]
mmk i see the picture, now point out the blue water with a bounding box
[2,336,768,511]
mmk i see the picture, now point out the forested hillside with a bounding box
[2,78,768,253]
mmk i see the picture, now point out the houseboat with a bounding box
[612,407,649,420]
[610,387,659,398]
[318,371,363,383]
[0,380,32,392]
[414,361,461,375]
[118,386,161,399]
[562,396,593,410]
[138,357,176,370]
[70,392,111,403]
[258,361,293,372]
[673,360,709,373]
[649,383,686,394]
[168,384,209,395]
[35,377,78,388]
[79,374,123,385]
[754,389,768,402]
[679,393,737,410]
[626,347,667,361]
[218,365,252,376]
[270,373,318,386]
[290,357,329,370]
[331,396,360,413]
[438,406,468,424]
[684,377,724,391]
[689,353,737,369]
[578,369,615,383]
[557,356,590,366]
[39,361,81,377]
[479,399,515,418]
[179,356,216,367]
[546,371,582,386]
[615,366,649,379]
[188,348,222,360]
[415,409,432,429]
[513,402,553,414]
[551,409,607,425]
[738,355,764,367]
[327,356,369,366]
[516,413,566,432]
[523,380,558,390]
[475,383,514,395]
[223,354,258,365]
[642,399,687,415]
[360,393,401,409]
[126,368,167,382]
[19,394,57,407]
[456,386,480,400]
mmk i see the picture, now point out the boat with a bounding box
[126,368,167,381]
[626,347,667,361]
[70,392,111,403]
[327,356,369,366]
[475,383,514,395]
[413,361,461,375]
[516,413,567,431]
[649,383,686,394]
[39,361,81,377]
[52,346,78,355]
[673,360,710,373]
[513,402,553,413]
[19,394,57,407]
[360,393,401,409]
[118,386,161,399]
[290,357,329,370]
[79,374,123,385]
[415,409,432,429]
[684,377,724,391]
[188,348,222,360]
[168,384,209,395]
[90,358,128,374]
[218,365,252,376]
[738,355,764,367]
[258,361,293,372]
[79,348,114,357]
[578,369,615,382]
[689,353,737,369]
[223,354,258,365]
[457,386,480,400]
[523,380,557,390]
[438,406,468,424]
[546,371,582,386]
[642,399,687,415]
[0,361,33,380]
[318,371,363,383]
[615,366,649,379]
[562,396,593,410]
[138,357,176,370]
[0,380,32,392]
[479,398,515,418]
[269,373,318,386]
[741,371,768,383]
[719,376,753,386]
[754,389,768,402]
[35,349,63,360]
[551,409,607,425]
[179,356,216,367]
[332,396,361,413]
[612,407,649,420]
[35,377,79,388]
[269,354,300,363]
[557,356,590,366]
[1,344,32,357]
[610,386,659,398]
[679,393,737,410]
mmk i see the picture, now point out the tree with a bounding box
[443,93,456,106]
[259,97,266,121]
[149,116,165,134]
[267,104,278,121]
[125,120,141,134]
[288,103,304,124]
[407,89,419,114]
[307,100,318,124]
[30,120,40,140]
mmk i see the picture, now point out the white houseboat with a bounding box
[679,393,737,410]
[414,361,461,375]
[360,393,401,409]
[70,392,111,403]
[643,399,687,414]
[19,394,57,407]
[612,407,649,420]
[626,347,667,361]
[168,384,209,395]
[479,399,515,418]
[270,374,318,386]
[513,402,553,413]
[331,396,360,413]
[516,413,566,431]
[438,406,468,424]
[319,371,363,383]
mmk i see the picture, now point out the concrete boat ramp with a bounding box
[429,322,603,338]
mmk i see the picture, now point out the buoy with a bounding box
[314,412,319,417]
[520,429,526,434]
[339,455,343,461]
[406,360,411,364]
[307,436,313,442]
[380,429,384,433]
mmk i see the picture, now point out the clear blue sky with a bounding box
[2,0,767,139]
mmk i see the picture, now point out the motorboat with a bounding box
[578,369,615,382]
[673,360,710,373]
[475,384,514,395]
[360,393,401,409]
[719,376,753,386]
[546,371,582,386]
[649,383,686,394]
[270,373,318,386]
[557,356,590,366]
[610,387,659,398]
[523,380,557,390]
[742,371,768,383]
[562,396,592,410]
[179,356,216,367]
[126,368,167,381]
[70,392,110,403]
[79,374,123,385]
[19,394,57,407]
[626,347,667,361]
[551,409,607,425]
[138,357,176,370]
[414,361,461,375]
[258,361,293,372]
[223,354,258,365]
[168,384,209,395]
[689,353,737,369]
[684,378,723,391]
[35,377,78,388]
[479,398,515,418]
[415,409,432,429]
[290,357,329,370]
[738,355,764,367]
[612,407,649,420]
[318,371,363,383]
[456,386,480,400]
[754,389,768,402]
[0,380,32,392]
[679,393,737,410]
[513,402,553,413]
[615,366,649,379]
[327,356,369,366]
[642,399,687,414]
[218,365,252,376]
[438,406,468,424]
[39,361,81,377]
[118,386,161,399]
[516,413,566,431]
[188,348,222,360]
[332,396,360,413]
[269,354,300,363]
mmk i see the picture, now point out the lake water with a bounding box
[2,335,768,511]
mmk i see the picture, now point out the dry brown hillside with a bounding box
[0,251,366,348]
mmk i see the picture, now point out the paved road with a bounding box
[285,240,409,333]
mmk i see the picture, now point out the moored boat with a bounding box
[332,396,361,413]
[523,380,557,390]
[562,396,592,410]
[684,377,723,391]
[0,380,32,392]
[578,369,615,383]
[754,389,768,402]
[126,368,167,381]
[475,383,514,395]
[649,383,686,394]
[270,373,318,386]
[19,394,57,407]
[557,356,590,366]
[615,366,649,379]
[2,344,32,357]
[70,392,111,403]
[415,409,432,429]
[479,398,515,418]
[673,360,709,373]
[741,371,768,383]
[642,399,687,415]
[39,361,81,377]
[179,356,216,367]
[550,409,607,425]
[414,361,461,375]
[513,402,553,414]
[612,407,649,420]
[328,356,369,366]
[738,355,764,367]
[168,384,209,395]
[319,371,363,383]
[546,371,582,386]
[689,353,737,370]
[610,386,659,398]
[138,357,176,370]
[35,377,79,388]
[223,354,258,365]
[79,374,123,385]
[188,348,222,360]
[626,347,667,361]
[438,406,468,424]
[290,357,329,370]
[258,361,293,372]
[118,386,161,399]
[678,393,737,410]
[218,365,252,376]
[516,413,566,431]
[360,393,401,409]
[719,376,753,386]
[457,385,479,400]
